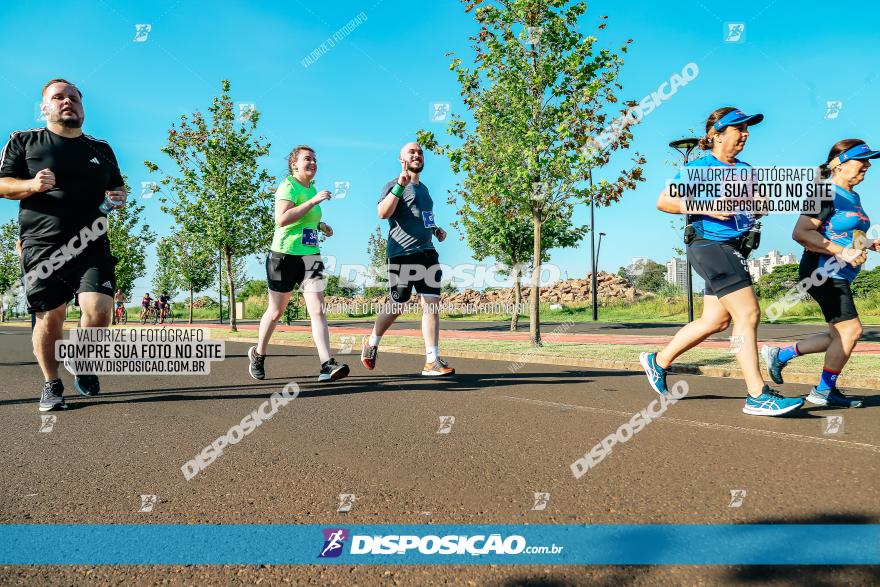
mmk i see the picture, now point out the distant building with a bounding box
[747,250,798,281]
[665,257,688,290]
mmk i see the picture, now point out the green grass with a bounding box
[44,291,880,326]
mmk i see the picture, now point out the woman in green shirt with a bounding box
[248,145,349,382]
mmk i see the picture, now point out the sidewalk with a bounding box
[160,321,880,356]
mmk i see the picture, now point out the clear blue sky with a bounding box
[2,0,879,299]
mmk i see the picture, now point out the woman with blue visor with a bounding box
[641,107,804,417]
[762,139,880,408]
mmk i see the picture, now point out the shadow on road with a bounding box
[725,513,880,584]
[0,368,627,409]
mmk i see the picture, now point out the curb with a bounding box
[220,334,880,391]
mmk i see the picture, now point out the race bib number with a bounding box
[734,213,756,232]
[422,211,437,228]
[302,228,318,247]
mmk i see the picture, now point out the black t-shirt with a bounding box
[0,128,124,246]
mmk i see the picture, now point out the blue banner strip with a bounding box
[0,524,877,565]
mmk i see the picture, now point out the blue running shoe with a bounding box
[806,387,864,408]
[761,345,786,385]
[639,352,668,396]
[742,385,803,416]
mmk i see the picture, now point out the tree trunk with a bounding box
[530,209,542,346]
[188,284,194,324]
[224,248,237,332]
[510,263,521,332]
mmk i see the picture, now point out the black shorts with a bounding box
[387,249,442,303]
[687,238,752,298]
[266,251,325,293]
[799,253,859,323]
[20,242,116,313]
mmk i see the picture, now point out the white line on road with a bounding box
[496,395,880,454]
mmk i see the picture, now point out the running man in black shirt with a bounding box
[0,78,126,411]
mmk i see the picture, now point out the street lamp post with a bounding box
[596,232,606,274]
[590,194,598,321]
[669,138,700,323]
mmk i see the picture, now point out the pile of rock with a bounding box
[441,272,646,305]
[322,272,647,306]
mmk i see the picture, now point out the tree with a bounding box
[419,1,645,345]
[145,80,275,331]
[168,229,217,324]
[152,237,181,299]
[451,191,585,330]
[753,264,800,300]
[108,192,156,297]
[237,279,268,301]
[221,255,249,315]
[852,267,880,298]
[630,260,667,293]
[364,225,388,299]
[0,220,19,321]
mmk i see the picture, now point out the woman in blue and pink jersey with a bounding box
[763,139,880,407]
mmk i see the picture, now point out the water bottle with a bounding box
[100,191,119,214]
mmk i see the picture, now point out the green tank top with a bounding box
[270,176,322,255]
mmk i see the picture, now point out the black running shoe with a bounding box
[319,358,350,382]
[248,346,266,380]
[39,379,67,412]
[73,374,101,397]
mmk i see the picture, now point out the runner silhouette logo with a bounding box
[319,528,349,558]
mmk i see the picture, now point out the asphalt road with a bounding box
[1,328,878,585]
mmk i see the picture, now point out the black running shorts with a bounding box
[799,253,859,323]
[687,238,753,298]
[387,249,442,303]
[266,252,325,293]
[20,242,116,313]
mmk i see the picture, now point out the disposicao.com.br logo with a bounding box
[318,528,563,558]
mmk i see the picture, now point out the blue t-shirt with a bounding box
[811,185,871,282]
[675,154,756,242]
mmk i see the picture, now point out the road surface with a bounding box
[0,328,877,584]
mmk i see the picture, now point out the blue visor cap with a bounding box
[713,109,765,131]
[835,143,880,166]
